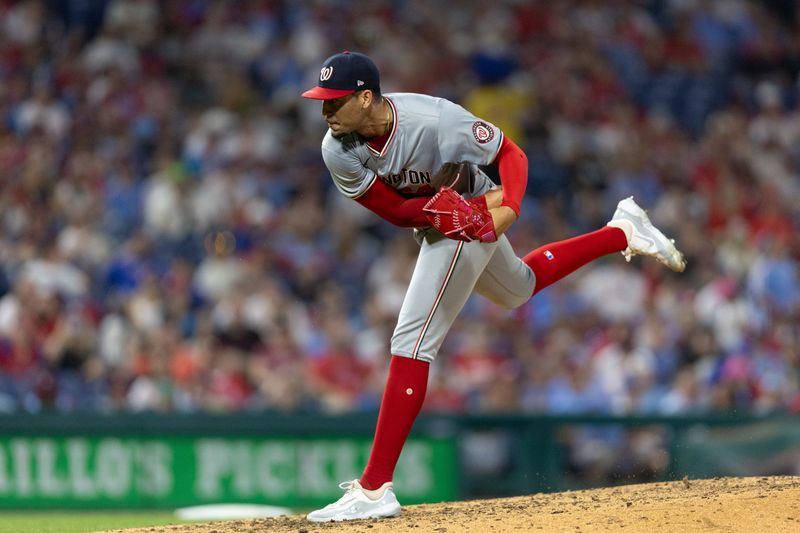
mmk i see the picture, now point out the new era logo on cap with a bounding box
[302,51,380,100]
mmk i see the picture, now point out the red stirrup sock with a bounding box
[524,226,627,295]
[360,355,430,490]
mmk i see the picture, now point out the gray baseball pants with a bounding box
[390,229,536,362]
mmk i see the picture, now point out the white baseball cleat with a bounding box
[607,196,686,272]
[306,480,401,522]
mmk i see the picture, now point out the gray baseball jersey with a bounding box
[322,93,536,362]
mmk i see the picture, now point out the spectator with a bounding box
[0,0,796,419]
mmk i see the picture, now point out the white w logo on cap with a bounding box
[320,66,333,81]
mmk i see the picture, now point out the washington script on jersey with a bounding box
[379,168,433,192]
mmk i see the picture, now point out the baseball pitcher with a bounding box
[302,51,685,522]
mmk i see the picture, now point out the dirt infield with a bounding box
[105,476,800,533]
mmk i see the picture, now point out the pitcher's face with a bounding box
[322,92,368,138]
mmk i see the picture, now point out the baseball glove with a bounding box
[423,186,497,243]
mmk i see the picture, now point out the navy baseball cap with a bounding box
[302,51,380,100]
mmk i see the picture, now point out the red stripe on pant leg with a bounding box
[411,241,463,358]
[360,355,430,490]
[524,226,627,295]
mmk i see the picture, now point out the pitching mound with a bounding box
[105,476,800,532]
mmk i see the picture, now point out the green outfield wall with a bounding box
[0,435,456,508]
[0,414,457,508]
[0,413,796,509]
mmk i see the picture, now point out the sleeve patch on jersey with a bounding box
[472,121,495,144]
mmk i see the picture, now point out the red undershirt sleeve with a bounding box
[355,178,430,228]
[493,136,528,217]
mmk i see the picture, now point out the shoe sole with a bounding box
[307,502,401,522]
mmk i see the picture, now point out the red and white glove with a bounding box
[423,186,497,243]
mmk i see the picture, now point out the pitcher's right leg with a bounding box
[307,236,497,522]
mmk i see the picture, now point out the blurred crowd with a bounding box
[0,0,798,416]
